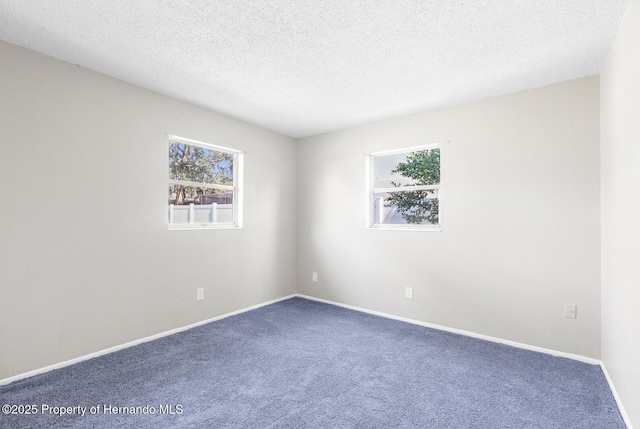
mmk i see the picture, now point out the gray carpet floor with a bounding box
[0,297,626,428]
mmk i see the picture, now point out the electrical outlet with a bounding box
[405,287,413,299]
[564,303,577,319]
[312,272,318,282]
[196,288,204,301]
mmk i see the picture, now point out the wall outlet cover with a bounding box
[564,303,577,319]
[405,287,413,299]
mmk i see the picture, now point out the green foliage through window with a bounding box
[370,146,440,228]
[387,149,440,225]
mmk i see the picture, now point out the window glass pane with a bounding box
[168,185,234,224]
[372,189,439,225]
[168,140,233,186]
[374,149,440,188]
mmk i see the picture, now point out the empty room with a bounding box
[0,1,638,428]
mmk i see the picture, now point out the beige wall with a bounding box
[601,0,640,426]
[297,77,601,358]
[0,40,297,380]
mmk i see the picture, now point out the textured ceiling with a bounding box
[0,1,629,138]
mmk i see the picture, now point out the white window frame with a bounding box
[168,135,243,230]
[365,143,441,232]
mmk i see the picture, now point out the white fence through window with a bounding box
[168,203,234,224]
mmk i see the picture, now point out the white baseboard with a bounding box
[0,294,296,387]
[295,294,602,365]
[600,363,634,429]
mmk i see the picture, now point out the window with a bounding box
[168,135,243,229]
[367,144,440,231]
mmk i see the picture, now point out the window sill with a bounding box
[367,225,442,232]
[168,224,241,231]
